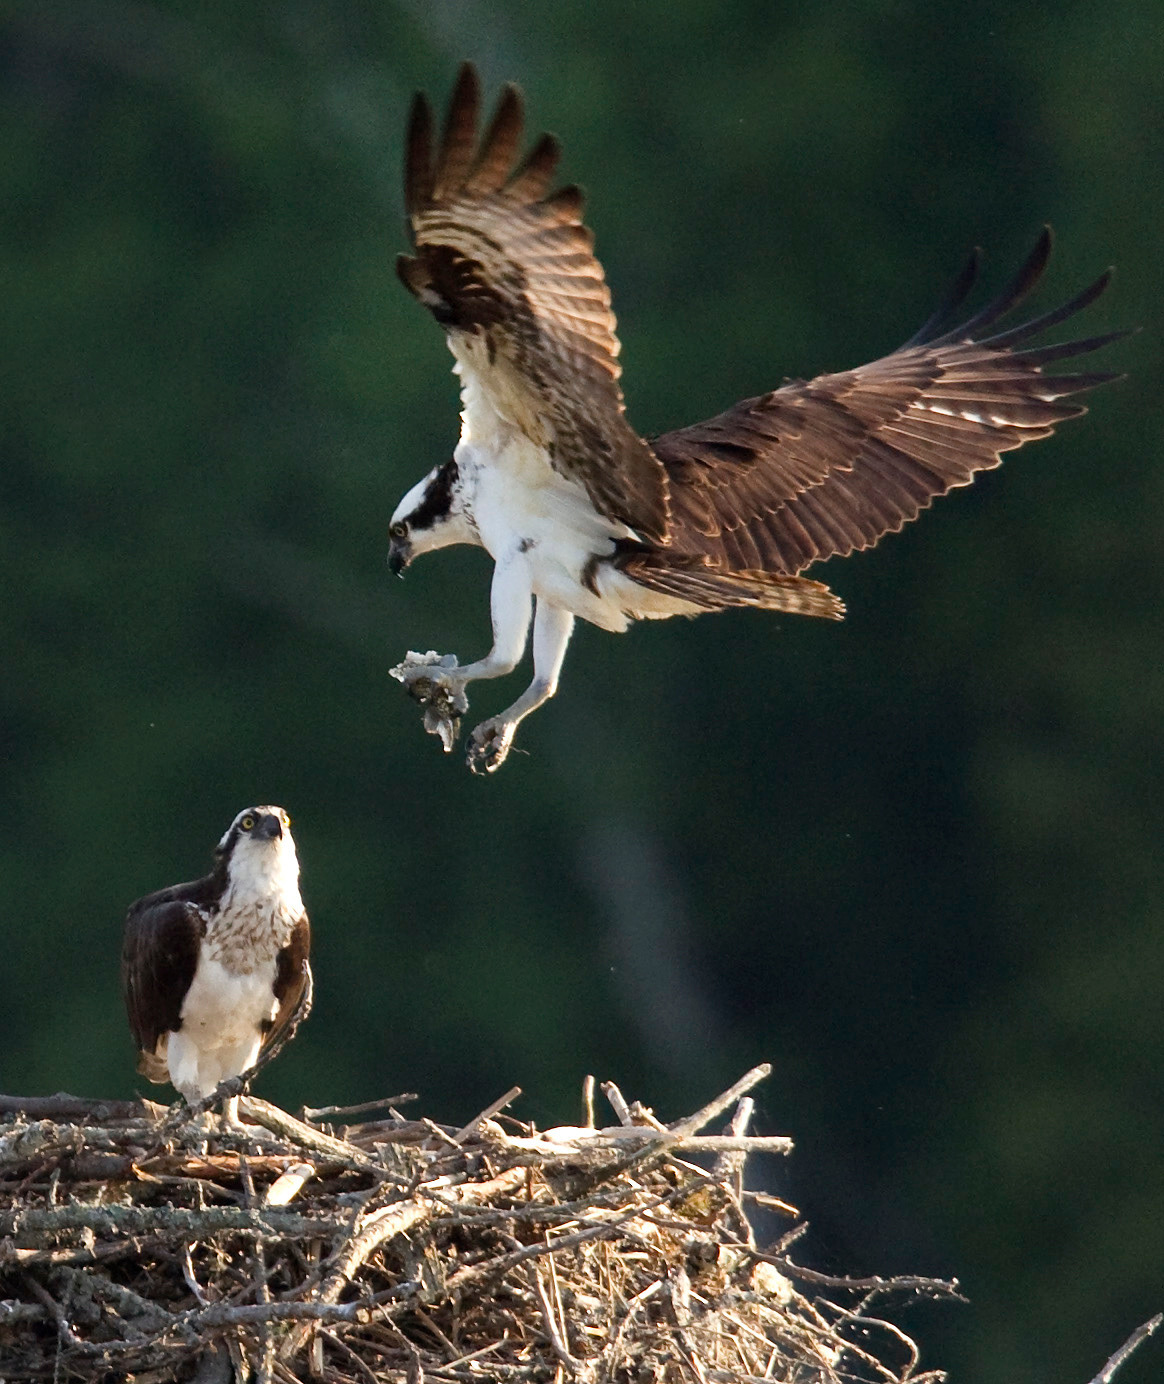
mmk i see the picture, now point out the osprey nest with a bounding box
[0,1065,957,1384]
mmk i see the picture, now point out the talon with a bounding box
[466,719,516,774]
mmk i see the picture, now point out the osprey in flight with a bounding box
[121,806,311,1125]
[389,64,1124,773]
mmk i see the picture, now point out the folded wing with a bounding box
[266,916,313,1057]
[121,891,205,1076]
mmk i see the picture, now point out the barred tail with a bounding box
[617,552,845,620]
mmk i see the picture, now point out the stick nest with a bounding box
[0,1066,955,1383]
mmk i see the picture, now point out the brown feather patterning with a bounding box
[651,228,1127,581]
[397,63,670,543]
[266,915,313,1054]
[121,884,212,1079]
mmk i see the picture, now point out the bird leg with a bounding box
[165,1069,256,1144]
[219,1093,250,1133]
[391,555,534,753]
[466,601,575,773]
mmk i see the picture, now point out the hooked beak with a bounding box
[256,814,284,841]
[388,536,412,577]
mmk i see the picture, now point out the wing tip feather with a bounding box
[463,82,525,194]
[507,131,563,200]
[409,66,570,210]
[403,91,434,215]
[542,182,585,222]
[922,226,1056,347]
[432,62,481,200]
[903,245,982,348]
[904,225,1128,374]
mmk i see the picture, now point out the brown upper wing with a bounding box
[397,64,669,542]
[264,913,312,1059]
[121,886,208,1061]
[652,230,1127,575]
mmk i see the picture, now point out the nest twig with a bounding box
[1,1065,961,1383]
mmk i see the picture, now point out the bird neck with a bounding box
[220,843,302,918]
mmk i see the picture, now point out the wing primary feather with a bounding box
[433,62,481,199]
[464,83,524,194]
[1013,328,1134,368]
[542,183,585,221]
[924,226,1054,347]
[900,246,981,348]
[1020,369,1126,396]
[975,269,1113,350]
[403,92,434,217]
[506,131,563,199]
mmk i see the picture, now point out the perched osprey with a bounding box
[121,806,311,1125]
[389,64,1125,773]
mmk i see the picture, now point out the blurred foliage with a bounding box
[1,1,1161,1381]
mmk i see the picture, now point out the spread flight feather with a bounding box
[390,64,1127,772]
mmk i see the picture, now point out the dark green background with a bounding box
[2,2,1161,1380]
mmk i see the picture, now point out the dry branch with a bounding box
[3,1067,1141,1384]
[1086,1314,1162,1384]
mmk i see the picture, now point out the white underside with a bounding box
[452,337,700,631]
[162,953,278,1102]
[471,453,702,631]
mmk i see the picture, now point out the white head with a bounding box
[215,805,301,909]
[388,456,477,575]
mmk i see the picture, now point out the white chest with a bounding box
[454,336,631,566]
[452,340,643,628]
[461,437,629,616]
[179,950,279,1045]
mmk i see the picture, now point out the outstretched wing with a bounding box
[652,229,1127,575]
[397,63,669,542]
[121,890,205,1071]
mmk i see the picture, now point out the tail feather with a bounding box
[619,552,845,620]
[137,1045,169,1085]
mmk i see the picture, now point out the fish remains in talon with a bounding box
[121,806,312,1128]
[389,651,467,751]
[387,63,1128,773]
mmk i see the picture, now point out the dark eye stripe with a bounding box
[408,458,458,530]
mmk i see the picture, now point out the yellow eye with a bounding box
[241,815,255,831]
[282,811,292,827]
